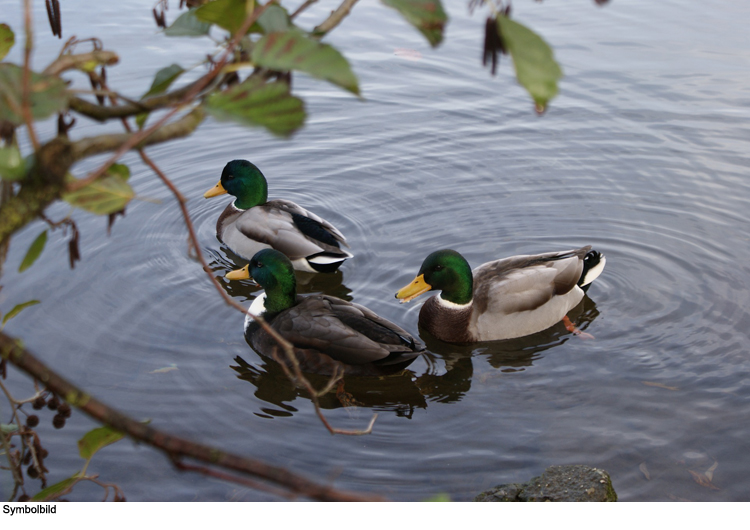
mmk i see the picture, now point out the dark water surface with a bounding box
[2,0,750,501]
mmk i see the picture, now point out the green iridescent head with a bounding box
[396,249,473,305]
[204,160,268,209]
[249,249,297,314]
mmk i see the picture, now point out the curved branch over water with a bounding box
[0,331,384,502]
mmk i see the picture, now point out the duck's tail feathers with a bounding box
[578,250,606,293]
[306,251,353,273]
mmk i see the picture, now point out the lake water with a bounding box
[2,0,750,501]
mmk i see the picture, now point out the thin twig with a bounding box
[0,429,23,500]
[270,349,377,436]
[313,0,360,36]
[22,0,40,151]
[172,457,297,499]
[42,50,119,77]
[291,0,318,19]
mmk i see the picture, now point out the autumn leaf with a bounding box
[642,381,679,391]
[688,468,720,490]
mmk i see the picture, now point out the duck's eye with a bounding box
[256,262,263,268]
[435,265,443,272]
[227,174,235,180]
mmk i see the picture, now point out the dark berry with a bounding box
[39,448,49,458]
[23,452,31,465]
[47,396,60,410]
[17,494,30,502]
[25,415,39,428]
[52,415,66,429]
[58,402,72,418]
[32,396,46,410]
[27,465,39,479]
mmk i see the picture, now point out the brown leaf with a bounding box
[705,460,718,482]
[642,381,679,391]
[688,469,720,490]
[639,462,650,480]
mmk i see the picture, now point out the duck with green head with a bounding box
[241,249,424,376]
[396,246,606,343]
[204,160,352,277]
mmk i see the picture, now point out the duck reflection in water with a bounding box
[231,295,600,418]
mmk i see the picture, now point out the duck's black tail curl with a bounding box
[578,250,606,293]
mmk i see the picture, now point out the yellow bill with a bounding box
[395,274,432,303]
[204,180,228,198]
[225,264,250,281]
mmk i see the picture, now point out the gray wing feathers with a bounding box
[473,248,588,315]
[274,296,419,365]
[233,201,350,260]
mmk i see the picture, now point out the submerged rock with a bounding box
[475,465,617,502]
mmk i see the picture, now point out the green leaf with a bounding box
[77,425,124,460]
[18,230,47,273]
[2,300,40,325]
[206,79,305,137]
[136,64,184,129]
[106,163,131,181]
[257,4,290,33]
[497,15,562,113]
[144,64,185,98]
[252,31,359,95]
[0,64,69,126]
[0,423,19,434]
[135,112,148,129]
[0,145,26,180]
[0,23,15,61]
[32,475,78,501]
[382,0,447,48]
[62,163,134,215]
[195,0,248,34]
[195,0,289,35]
[164,8,211,37]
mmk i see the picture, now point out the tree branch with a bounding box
[70,107,204,160]
[0,331,385,502]
[313,0,359,36]
[0,137,73,247]
[68,79,206,122]
[42,50,119,77]
[22,0,40,151]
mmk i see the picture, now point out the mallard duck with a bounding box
[204,160,352,276]
[239,249,424,376]
[396,246,605,343]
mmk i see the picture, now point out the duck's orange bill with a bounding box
[204,181,228,198]
[396,274,431,303]
[225,264,251,281]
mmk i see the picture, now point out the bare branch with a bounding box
[22,0,40,151]
[291,0,319,19]
[313,0,360,36]
[0,331,385,501]
[68,78,208,122]
[43,51,119,77]
[70,107,204,160]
